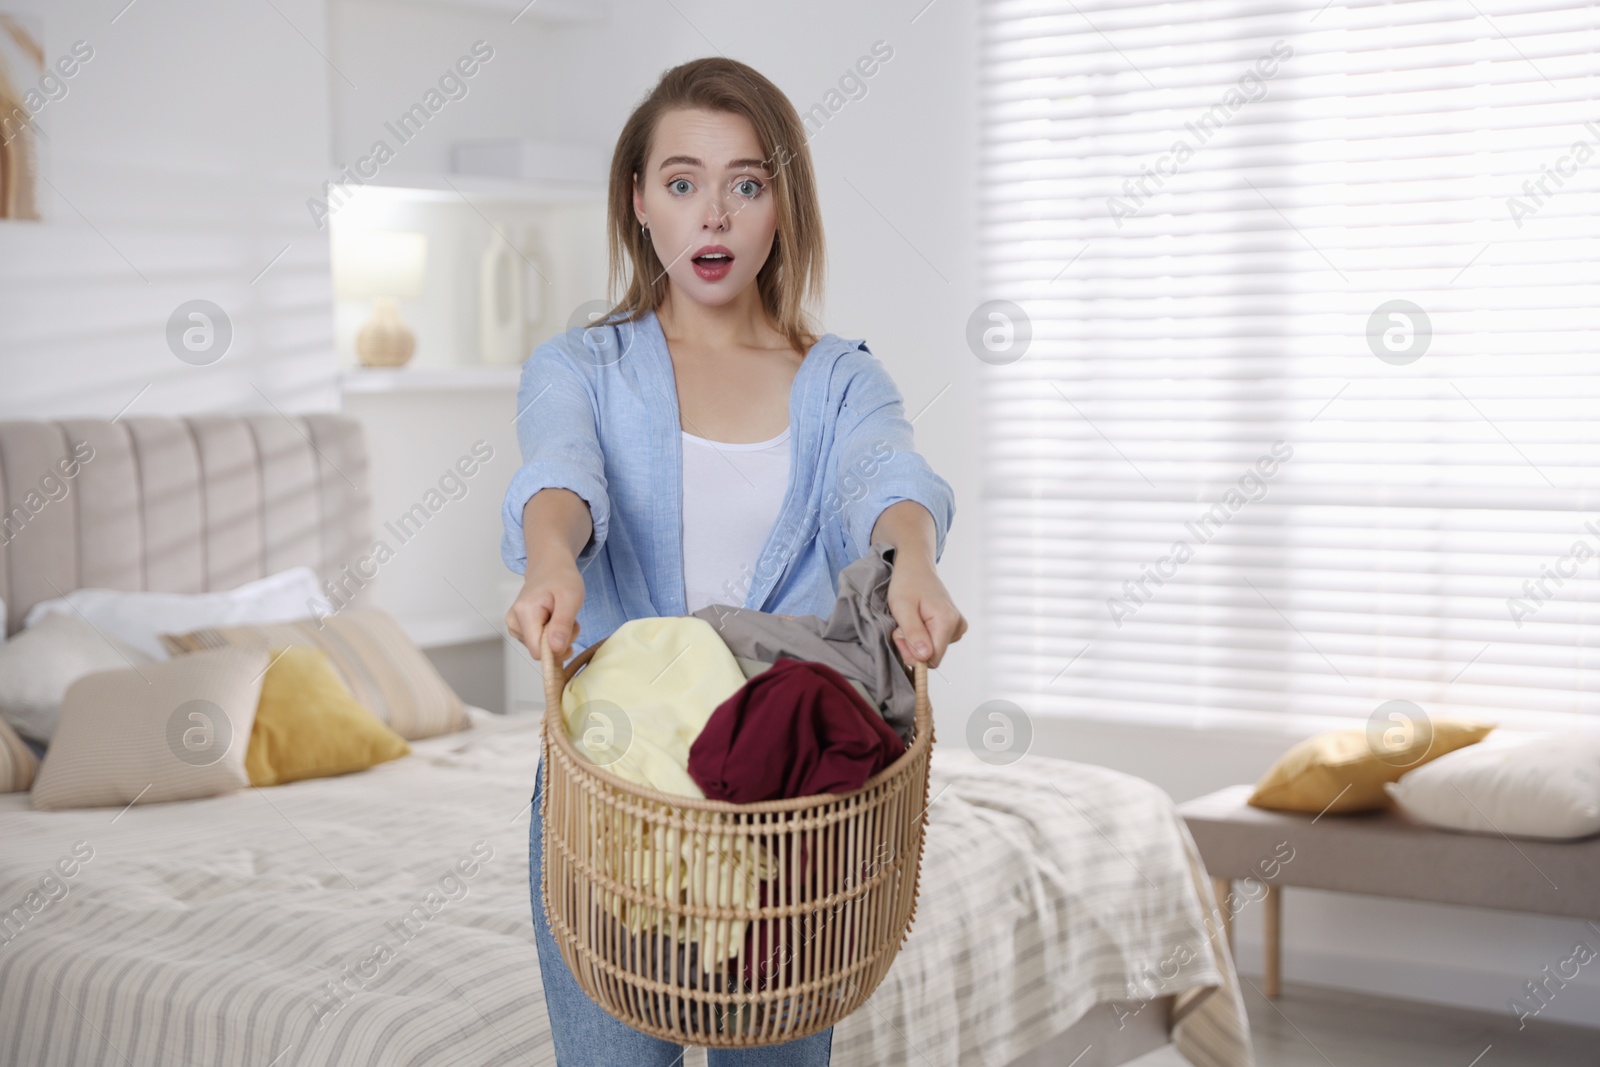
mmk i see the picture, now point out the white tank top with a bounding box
[680,425,791,613]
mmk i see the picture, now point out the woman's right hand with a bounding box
[506,559,586,660]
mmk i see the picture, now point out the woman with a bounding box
[502,56,965,1066]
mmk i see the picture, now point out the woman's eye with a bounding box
[666,177,762,197]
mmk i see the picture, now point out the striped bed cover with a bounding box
[0,707,1252,1067]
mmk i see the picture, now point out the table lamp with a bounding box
[332,229,428,367]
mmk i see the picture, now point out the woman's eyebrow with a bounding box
[658,155,771,173]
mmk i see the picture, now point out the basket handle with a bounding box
[539,629,566,713]
[540,633,560,716]
[909,658,930,751]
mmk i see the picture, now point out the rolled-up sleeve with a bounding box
[828,345,956,565]
[500,340,610,575]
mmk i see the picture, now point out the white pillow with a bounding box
[0,612,152,743]
[21,567,324,660]
[1385,734,1600,840]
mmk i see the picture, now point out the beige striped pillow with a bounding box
[0,717,39,793]
[31,646,268,811]
[160,609,468,741]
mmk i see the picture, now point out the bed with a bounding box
[0,415,1253,1067]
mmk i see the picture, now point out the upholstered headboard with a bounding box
[0,415,371,637]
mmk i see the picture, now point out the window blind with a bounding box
[980,0,1600,733]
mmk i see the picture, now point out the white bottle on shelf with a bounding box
[478,226,525,365]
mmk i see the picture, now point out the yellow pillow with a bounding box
[247,646,411,787]
[1248,719,1495,814]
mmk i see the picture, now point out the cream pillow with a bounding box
[31,646,269,811]
[0,718,38,793]
[1386,734,1600,840]
[0,611,153,743]
[160,608,468,741]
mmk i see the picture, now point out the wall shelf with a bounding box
[340,366,522,392]
[348,0,609,26]
[350,170,606,205]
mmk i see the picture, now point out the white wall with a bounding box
[0,0,339,418]
[339,385,522,639]
[329,0,594,176]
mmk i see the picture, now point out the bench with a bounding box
[1176,784,1600,998]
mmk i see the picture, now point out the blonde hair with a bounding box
[600,57,824,355]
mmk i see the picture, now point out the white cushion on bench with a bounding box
[1386,734,1600,841]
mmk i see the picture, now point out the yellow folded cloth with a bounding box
[561,615,776,974]
[600,817,779,972]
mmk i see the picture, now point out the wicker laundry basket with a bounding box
[537,626,935,1047]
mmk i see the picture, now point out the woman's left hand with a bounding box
[886,554,967,668]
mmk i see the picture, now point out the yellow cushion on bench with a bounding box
[1249,719,1495,814]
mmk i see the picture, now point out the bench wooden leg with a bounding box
[1264,885,1281,998]
[1212,877,1233,954]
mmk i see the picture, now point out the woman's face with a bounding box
[633,108,778,310]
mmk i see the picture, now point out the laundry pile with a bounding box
[556,541,916,982]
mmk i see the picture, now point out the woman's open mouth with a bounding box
[691,251,734,281]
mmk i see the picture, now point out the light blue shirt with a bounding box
[500,307,956,655]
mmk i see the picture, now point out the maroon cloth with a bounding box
[686,657,908,989]
[688,656,906,803]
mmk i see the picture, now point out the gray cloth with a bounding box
[692,541,917,744]
[732,656,775,680]
[732,655,877,710]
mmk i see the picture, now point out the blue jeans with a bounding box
[530,759,835,1066]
